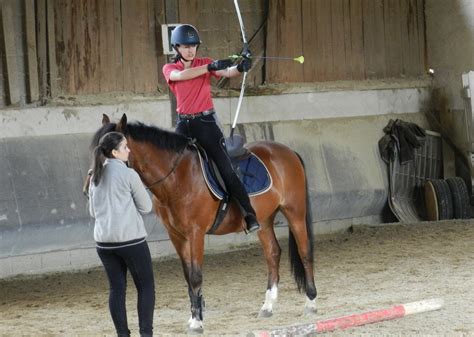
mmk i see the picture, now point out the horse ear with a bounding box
[117,114,127,133]
[102,114,110,125]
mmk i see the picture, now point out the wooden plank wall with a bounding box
[25,0,39,102]
[51,0,265,95]
[177,0,266,88]
[267,0,426,83]
[0,0,427,105]
[2,1,20,104]
[54,0,164,95]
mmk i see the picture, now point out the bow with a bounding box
[230,0,249,138]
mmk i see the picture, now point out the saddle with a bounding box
[191,135,272,234]
[225,134,248,158]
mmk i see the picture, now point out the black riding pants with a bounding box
[176,113,256,216]
[97,241,155,337]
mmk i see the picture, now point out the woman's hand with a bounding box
[207,59,234,72]
[237,58,252,73]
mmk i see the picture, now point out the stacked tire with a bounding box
[424,177,471,221]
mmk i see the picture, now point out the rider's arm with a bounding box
[169,64,241,80]
[169,66,208,81]
[215,66,241,78]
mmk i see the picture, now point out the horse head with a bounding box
[82,113,126,197]
[102,113,111,125]
[83,113,190,196]
[116,114,127,133]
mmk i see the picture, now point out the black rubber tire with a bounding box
[446,177,470,219]
[430,179,454,220]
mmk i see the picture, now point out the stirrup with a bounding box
[244,215,261,234]
[246,223,261,234]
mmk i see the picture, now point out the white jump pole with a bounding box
[249,298,444,336]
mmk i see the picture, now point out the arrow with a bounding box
[229,54,305,64]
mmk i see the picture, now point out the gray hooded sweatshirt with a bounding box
[89,159,152,244]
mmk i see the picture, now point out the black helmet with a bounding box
[170,24,201,46]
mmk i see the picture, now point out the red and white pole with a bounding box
[250,298,444,337]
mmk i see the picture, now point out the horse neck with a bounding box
[127,140,182,189]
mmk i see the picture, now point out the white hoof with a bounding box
[258,309,273,318]
[259,285,278,318]
[304,296,317,315]
[187,317,203,334]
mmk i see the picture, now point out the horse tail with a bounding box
[288,152,314,293]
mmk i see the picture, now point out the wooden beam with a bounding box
[165,0,178,22]
[47,0,58,97]
[37,0,48,99]
[2,1,20,105]
[166,0,178,124]
[25,0,39,102]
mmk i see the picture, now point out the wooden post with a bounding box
[25,0,39,102]
[37,0,48,100]
[47,0,58,97]
[165,0,178,125]
[2,1,20,105]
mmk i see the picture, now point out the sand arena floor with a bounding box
[0,220,473,336]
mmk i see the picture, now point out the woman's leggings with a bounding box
[176,112,256,216]
[97,241,155,337]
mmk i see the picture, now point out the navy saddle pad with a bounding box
[197,151,272,200]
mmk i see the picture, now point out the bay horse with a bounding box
[87,114,317,333]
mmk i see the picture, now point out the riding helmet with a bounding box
[170,24,201,47]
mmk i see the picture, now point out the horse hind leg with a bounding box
[281,204,318,315]
[257,214,281,318]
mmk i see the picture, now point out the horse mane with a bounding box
[126,122,189,153]
[91,121,189,153]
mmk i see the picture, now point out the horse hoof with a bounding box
[304,296,317,315]
[187,326,204,335]
[258,309,273,318]
[187,317,203,334]
[304,306,318,315]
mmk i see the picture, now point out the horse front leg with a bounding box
[168,230,206,334]
[184,260,204,333]
[257,216,281,317]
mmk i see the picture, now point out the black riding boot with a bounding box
[178,114,261,234]
[244,213,261,233]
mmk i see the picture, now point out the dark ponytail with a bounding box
[91,132,125,186]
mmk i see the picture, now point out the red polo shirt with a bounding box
[162,57,220,115]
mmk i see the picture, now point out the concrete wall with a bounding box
[0,83,432,278]
[426,0,474,111]
[426,0,474,167]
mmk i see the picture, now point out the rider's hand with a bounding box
[207,59,234,72]
[237,58,252,73]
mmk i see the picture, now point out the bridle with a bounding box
[145,148,186,190]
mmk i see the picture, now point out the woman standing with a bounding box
[162,24,260,234]
[89,132,155,337]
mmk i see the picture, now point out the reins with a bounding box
[145,148,186,190]
[145,138,194,190]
